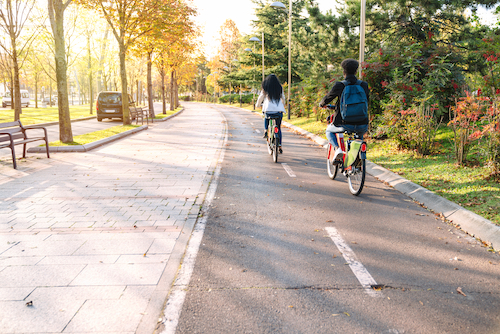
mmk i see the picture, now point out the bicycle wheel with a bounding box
[327,158,339,180]
[272,131,279,163]
[266,120,274,155]
[326,144,339,180]
[347,156,366,196]
[267,133,273,155]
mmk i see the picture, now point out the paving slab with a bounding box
[0,103,226,333]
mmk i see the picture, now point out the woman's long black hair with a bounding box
[261,74,283,104]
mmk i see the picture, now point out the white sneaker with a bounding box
[333,147,344,161]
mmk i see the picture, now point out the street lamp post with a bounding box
[359,0,366,78]
[245,47,256,110]
[271,1,292,120]
[249,36,264,82]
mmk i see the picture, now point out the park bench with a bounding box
[130,106,149,125]
[0,120,50,169]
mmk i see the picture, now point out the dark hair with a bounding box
[341,59,359,75]
[261,74,283,104]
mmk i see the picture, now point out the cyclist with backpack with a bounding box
[319,59,369,161]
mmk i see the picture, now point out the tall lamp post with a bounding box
[250,35,265,82]
[245,47,256,110]
[271,1,292,120]
[359,0,366,78]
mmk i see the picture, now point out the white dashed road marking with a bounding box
[326,226,383,298]
[281,163,296,177]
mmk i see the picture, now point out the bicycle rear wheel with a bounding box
[347,157,365,196]
[327,157,339,180]
[267,134,273,155]
[272,133,279,163]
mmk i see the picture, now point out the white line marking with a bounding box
[255,129,261,134]
[281,163,296,177]
[159,114,229,334]
[326,227,383,298]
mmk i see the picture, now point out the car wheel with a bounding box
[97,117,102,122]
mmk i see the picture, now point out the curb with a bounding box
[153,108,184,122]
[256,112,500,251]
[26,108,185,154]
[366,162,500,251]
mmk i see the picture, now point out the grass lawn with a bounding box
[368,130,500,225]
[48,125,140,146]
[0,104,95,125]
[153,107,183,119]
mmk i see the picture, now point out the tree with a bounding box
[132,0,197,117]
[48,0,73,142]
[76,0,164,125]
[0,0,37,120]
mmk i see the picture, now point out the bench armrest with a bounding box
[23,125,49,138]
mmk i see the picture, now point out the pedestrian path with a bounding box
[0,103,226,333]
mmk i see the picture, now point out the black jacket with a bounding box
[319,74,370,126]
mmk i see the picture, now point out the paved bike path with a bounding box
[281,119,500,251]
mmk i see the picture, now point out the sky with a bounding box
[188,0,498,58]
[188,0,338,57]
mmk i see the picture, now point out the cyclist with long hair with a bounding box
[255,74,286,153]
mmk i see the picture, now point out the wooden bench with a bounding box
[0,120,50,169]
[130,106,149,125]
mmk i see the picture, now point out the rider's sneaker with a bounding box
[333,147,344,161]
[263,132,268,139]
[279,146,283,154]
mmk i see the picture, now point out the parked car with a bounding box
[2,90,30,108]
[40,97,56,105]
[96,91,136,122]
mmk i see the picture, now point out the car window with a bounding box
[98,93,121,104]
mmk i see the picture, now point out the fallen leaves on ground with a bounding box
[457,287,467,297]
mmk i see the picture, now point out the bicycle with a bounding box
[324,107,367,196]
[266,114,281,163]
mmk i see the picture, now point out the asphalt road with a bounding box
[174,104,500,334]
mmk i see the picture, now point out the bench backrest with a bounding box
[0,120,25,142]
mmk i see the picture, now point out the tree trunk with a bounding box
[49,0,73,143]
[88,35,93,115]
[147,51,154,118]
[170,70,174,111]
[174,75,179,108]
[11,44,22,120]
[35,78,38,108]
[118,38,130,125]
[98,28,109,93]
[161,62,166,114]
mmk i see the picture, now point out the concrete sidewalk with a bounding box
[0,103,226,333]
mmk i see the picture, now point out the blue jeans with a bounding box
[264,112,283,145]
[326,123,368,147]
